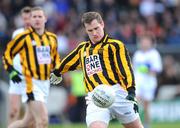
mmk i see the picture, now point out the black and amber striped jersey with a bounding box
[3,27,60,80]
[58,34,135,92]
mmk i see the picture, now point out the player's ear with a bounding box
[43,10,48,23]
[44,15,47,23]
[100,21,104,28]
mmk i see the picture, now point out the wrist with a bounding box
[53,69,61,77]
[127,86,135,98]
[7,65,15,73]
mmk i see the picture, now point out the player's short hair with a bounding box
[31,6,44,12]
[31,6,46,16]
[21,6,31,14]
[81,12,103,26]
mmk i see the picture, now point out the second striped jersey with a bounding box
[3,27,60,80]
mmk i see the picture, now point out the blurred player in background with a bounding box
[133,34,162,128]
[8,6,31,125]
[50,11,143,128]
[3,6,60,128]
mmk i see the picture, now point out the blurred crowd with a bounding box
[0,0,180,124]
[1,0,180,53]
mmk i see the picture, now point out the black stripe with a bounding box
[41,35,48,79]
[99,46,115,85]
[50,35,58,43]
[89,47,93,55]
[10,35,26,58]
[113,43,127,85]
[24,42,33,77]
[4,57,14,73]
[53,54,57,69]
[3,54,14,73]
[93,74,103,85]
[83,44,96,89]
[38,35,46,80]
[124,46,135,86]
[108,45,121,84]
[45,33,52,51]
[79,51,83,68]
[69,59,80,71]
[44,62,48,79]
[29,33,40,79]
[85,80,90,92]
[13,46,24,57]
[33,46,40,79]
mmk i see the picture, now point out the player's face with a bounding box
[21,12,31,28]
[31,10,47,30]
[84,19,104,44]
[139,38,153,51]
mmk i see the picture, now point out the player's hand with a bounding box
[126,94,139,113]
[50,69,62,85]
[9,70,22,83]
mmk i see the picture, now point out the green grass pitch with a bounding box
[49,122,180,128]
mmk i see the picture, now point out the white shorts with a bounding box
[86,84,139,127]
[136,84,156,101]
[135,76,157,101]
[21,78,50,103]
[9,80,24,95]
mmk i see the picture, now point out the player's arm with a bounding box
[58,43,84,74]
[114,41,138,112]
[113,41,135,94]
[3,34,25,83]
[149,51,163,75]
[50,43,84,85]
[3,34,25,72]
[51,35,61,69]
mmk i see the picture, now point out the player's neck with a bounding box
[35,28,45,35]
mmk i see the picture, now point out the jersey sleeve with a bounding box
[150,50,162,73]
[114,41,135,91]
[53,36,61,69]
[3,34,25,73]
[12,28,25,39]
[58,43,84,74]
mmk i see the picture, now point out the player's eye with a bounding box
[88,30,93,32]
[94,27,98,30]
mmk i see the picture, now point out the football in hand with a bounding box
[92,84,115,108]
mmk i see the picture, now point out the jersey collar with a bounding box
[89,33,109,46]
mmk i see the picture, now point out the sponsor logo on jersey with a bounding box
[36,46,51,64]
[85,54,102,76]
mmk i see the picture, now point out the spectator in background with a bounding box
[7,6,31,125]
[0,11,7,33]
[156,55,180,99]
[158,55,180,85]
[133,34,162,128]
